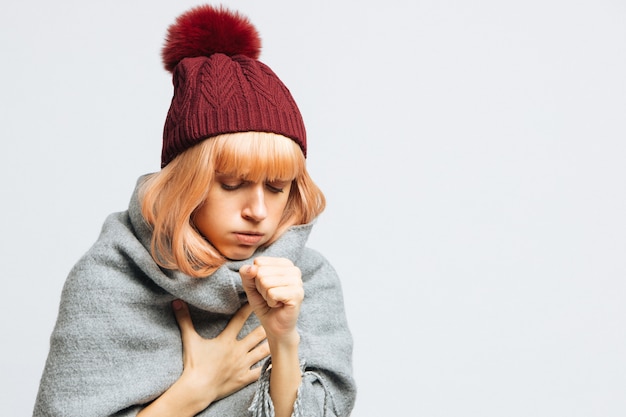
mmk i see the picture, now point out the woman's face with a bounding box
[193,172,292,260]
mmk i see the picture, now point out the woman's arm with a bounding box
[240,257,305,417]
[138,301,270,417]
[266,331,302,417]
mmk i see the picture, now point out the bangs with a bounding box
[211,132,304,181]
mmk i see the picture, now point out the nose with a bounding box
[242,184,267,222]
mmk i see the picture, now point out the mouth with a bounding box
[233,232,265,245]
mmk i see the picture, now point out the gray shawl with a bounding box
[33,178,356,416]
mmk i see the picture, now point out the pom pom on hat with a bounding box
[162,5,261,72]
[160,4,307,167]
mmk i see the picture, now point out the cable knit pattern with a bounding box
[161,53,307,167]
[33,177,356,417]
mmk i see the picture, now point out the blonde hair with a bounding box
[139,132,325,277]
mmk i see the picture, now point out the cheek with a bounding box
[192,202,223,231]
[191,209,210,237]
[270,196,290,220]
[274,185,292,211]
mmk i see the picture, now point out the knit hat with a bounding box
[160,5,307,167]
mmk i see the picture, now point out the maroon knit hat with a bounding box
[160,5,307,167]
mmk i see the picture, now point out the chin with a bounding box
[223,248,256,261]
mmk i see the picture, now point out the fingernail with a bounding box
[172,299,183,310]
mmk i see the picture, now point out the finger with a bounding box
[253,277,287,307]
[254,265,302,286]
[239,265,259,293]
[241,325,267,351]
[264,286,304,308]
[254,276,270,304]
[240,265,266,307]
[247,340,271,365]
[172,300,197,342]
[247,366,263,384]
[253,257,293,267]
[253,268,302,305]
[239,264,258,281]
[222,303,254,337]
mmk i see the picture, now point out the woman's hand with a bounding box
[239,257,304,340]
[239,257,304,417]
[173,300,269,401]
[137,301,269,417]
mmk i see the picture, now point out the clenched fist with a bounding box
[239,257,303,341]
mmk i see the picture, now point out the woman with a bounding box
[33,5,356,417]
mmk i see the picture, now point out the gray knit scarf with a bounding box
[33,177,356,416]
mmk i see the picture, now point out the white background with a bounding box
[1,1,625,416]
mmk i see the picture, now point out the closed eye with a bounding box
[266,184,284,193]
[265,180,290,193]
[220,182,244,191]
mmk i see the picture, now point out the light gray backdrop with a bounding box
[1,0,625,416]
